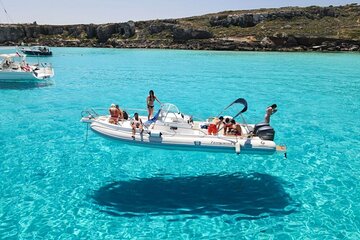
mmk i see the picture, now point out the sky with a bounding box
[0,0,359,25]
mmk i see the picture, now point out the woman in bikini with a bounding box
[146,90,161,120]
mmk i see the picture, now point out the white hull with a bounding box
[83,116,278,155]
[0,70,53,82]
[0,52,54,83]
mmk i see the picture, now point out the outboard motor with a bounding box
[253,122,269,135]
[256,125,275,141]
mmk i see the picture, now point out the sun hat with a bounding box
[111,103,116,107]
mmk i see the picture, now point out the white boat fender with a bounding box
[235,142,241,154]
[149,130,162,137]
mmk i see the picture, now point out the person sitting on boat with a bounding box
[208,116,224,135]
[115,104,124,121]
[146,90,162,120]
[264,104,277,123]
[228,119,242,136]
[223,117,233,135]
[21,63,31,72]
[131,113,143,139]
[109,103,119,124]
[3,59,10,68]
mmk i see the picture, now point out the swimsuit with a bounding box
[148,96,156,109]
[110,109,119,117]
[208,124,218,135]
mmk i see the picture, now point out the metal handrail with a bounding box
[81,108,99,118]
[84,107,148,113]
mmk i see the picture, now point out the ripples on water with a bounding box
[0,48,359,239]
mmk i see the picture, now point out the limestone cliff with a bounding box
[1,4,359,51]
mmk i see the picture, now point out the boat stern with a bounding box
[33,65,54,79]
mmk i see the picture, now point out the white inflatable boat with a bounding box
[81,100,287,155]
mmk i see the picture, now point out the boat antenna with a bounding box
[0,0,14,23]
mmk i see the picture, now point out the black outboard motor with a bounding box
[254,122,275,141]
[253,122,269,134]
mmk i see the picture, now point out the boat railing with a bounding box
[81,108,100,119]
[156,123,245,143]
[38,62,52,69]
[124,107,148,113]
[81,107,148,117]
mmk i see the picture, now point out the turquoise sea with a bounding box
[0,47,359,239]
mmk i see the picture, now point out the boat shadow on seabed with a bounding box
[92,172,299,220]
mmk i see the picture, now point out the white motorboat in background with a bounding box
[81,99,287,156]
[0,52,54,83]
[19,46,52,56]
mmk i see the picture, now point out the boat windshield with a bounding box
[159,103,185,123]
[160,103,180,115]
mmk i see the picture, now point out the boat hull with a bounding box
[0,70,53,83]
[88,118,277,155]
[21,50,52,56]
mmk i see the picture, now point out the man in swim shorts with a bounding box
[131,113,143,139]
[208,116,224,135]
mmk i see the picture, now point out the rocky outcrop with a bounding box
[260,37,276,48]
[0,4,359,51]
[148,21,176,34]
[209,6,339,28]
[0,25,25,42]
[172,27,213,42]
[210,14,261,28]
[0,21,135,44]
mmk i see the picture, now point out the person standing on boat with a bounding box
[109,103,119,124]
[146,90,162,120]
[264,104,277,123]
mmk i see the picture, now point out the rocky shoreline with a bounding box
[0,4,359,52]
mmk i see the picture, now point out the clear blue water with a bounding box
[1,47,359,239]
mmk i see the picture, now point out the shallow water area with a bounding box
[1,47,359,239]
